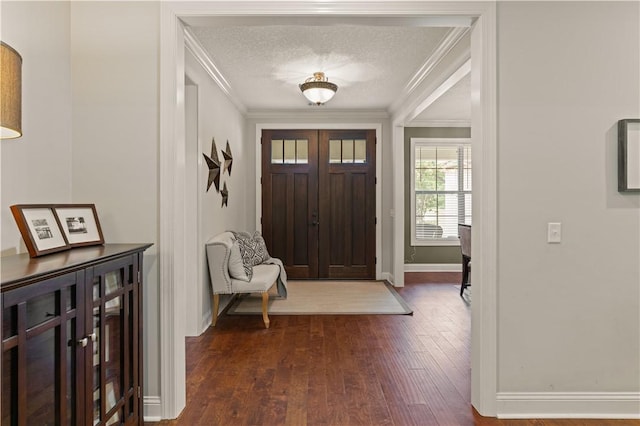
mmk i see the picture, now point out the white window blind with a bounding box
[411,138,472,246]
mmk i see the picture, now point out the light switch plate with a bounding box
[548,222,562,243]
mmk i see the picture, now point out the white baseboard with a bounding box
[199,295,237,335]
[497,392,640,419]
[201,311,212,335]
[144,396,162,422]
[404,263,462,272]
[381,271,393,284]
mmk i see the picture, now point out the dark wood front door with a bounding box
[262,129,376,279]
[261,129,319,279]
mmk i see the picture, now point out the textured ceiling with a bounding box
[187,21,469,119]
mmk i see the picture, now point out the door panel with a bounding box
[319,129,376,279]
[262,129,319,279]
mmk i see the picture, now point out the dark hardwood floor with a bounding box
[146,273,639,426]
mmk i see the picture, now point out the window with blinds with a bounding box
[410,138,472,246]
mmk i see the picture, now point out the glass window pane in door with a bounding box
[3,305,17,338]
[104,296,122,413]
[271,139,283,164]
[93,276,101,301]
[66,285,76,311]
[66,319,76,425]
[354,139,366,163]
[296,139,308,163]
[105,406,121,426]
[93,305,101,425]
[329,139,341,163]
[26,292,56,328]
[26,328,55,425]
[105,271,121,296]
[342,140,354,163]
[2,348,16,423]
[284,140,296,164]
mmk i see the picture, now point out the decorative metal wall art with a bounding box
[203,136,232,207]
[221,182,229,207]
[223,141,233,175]
[203,137,221,192]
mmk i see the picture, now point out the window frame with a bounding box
[410,137,472,246]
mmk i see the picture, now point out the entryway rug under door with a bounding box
[227,280,413,315]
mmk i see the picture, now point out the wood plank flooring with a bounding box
[146,273,639,426]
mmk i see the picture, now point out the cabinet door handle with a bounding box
[77,333,97,347]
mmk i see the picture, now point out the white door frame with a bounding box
[160,1,497,419]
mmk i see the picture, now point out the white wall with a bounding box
[6,0,639,420]
[184,49,249,335]
[497,0,639,403]
[69,0,161,403]
[1,1,73,254]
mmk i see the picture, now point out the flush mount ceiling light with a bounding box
[299,72,338,105]
[1,41,22,139]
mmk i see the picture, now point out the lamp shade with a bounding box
[299,72,337,105]
[1,42,22,139]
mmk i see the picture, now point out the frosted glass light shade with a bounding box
[299,72,337,105]
[1,42,22,139]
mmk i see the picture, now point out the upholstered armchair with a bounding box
[205,231,287,328]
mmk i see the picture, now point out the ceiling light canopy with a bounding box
[299,72,337,105]
[1,42,22,139]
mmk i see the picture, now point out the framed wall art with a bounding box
[10,204,70,257]
[53,204,105,247]
[618,119,640,192]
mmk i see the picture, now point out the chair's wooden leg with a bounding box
[211,294,220,327]
[460,259,469,296]
[261,292,270,329]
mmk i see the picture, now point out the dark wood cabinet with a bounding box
[1,243,151,426]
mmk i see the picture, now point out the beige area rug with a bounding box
[227,280,413,315]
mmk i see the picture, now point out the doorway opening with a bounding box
[160,3,497,419]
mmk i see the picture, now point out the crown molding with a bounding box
[389,26,470,115]
[171,1,488,17]
[406,119,471,128]
[399,57,470,125]
[245,109,389,121]
[182,15,473,28]
[183,27,247,114]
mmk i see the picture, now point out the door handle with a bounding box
[77,333,97,347]
[311,211,319,226]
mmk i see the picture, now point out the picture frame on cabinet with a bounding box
[10,204,70,257]
[53,204,105,247]
[618,119,640,192]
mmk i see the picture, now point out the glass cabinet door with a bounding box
[87,254,139,426]
[2,270,84,426]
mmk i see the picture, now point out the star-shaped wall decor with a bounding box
[223,141,233,175]
[202,138,221,192]
[221,182,229,207]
